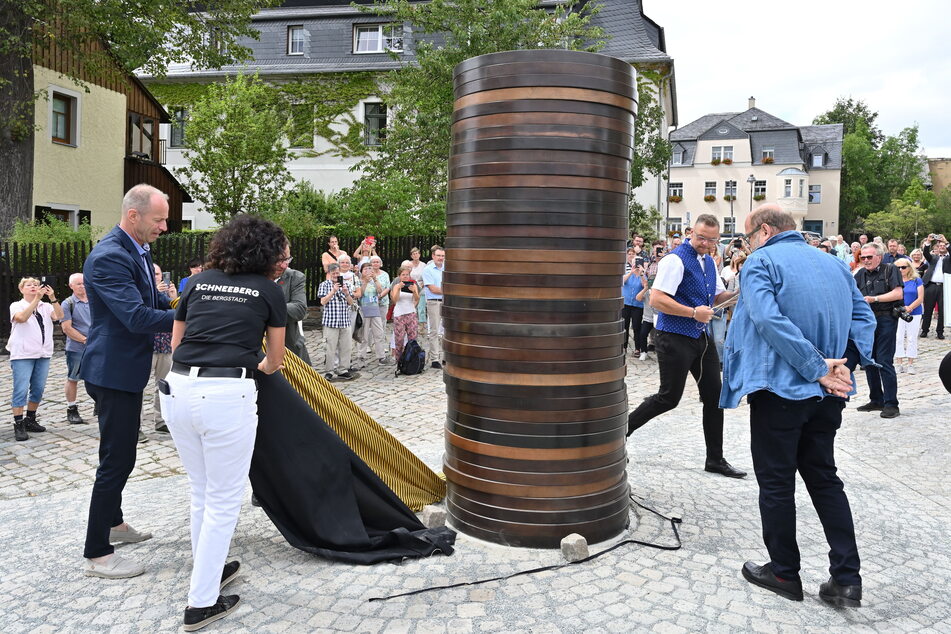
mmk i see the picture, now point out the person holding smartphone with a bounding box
[319,263,357,381]
[390,265,420,362]
[7,277,64,441]
[622,248,647,355]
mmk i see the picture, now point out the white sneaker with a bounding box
[110,524,153,544]
[639,352,648,361]
[84,553,145,579]
[897,364,905,373]
[907,365,916,375]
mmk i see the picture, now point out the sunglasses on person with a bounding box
[896,265,909,269]
[859,255,875,260]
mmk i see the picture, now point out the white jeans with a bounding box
[161,370,258,608]
[895,314,922,358]
[361,315,386,360]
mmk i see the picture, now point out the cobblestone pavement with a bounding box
[1,331,950,633]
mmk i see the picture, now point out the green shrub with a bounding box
[7,217,102,243]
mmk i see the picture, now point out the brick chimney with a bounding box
[748,96,756,109]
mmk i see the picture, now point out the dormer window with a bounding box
[288,26,305,55]
[354,24,403,53]
[672,149,683,165]
[812,153,825,167]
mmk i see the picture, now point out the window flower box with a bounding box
[723,195,736,202]
[710,158,721,166]
[703,194,716,202]
[762,156,774,164]
[667,195,682,203]
[722,158,733,165]
[753,194,766,201]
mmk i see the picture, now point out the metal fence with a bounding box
[0,234,444,341]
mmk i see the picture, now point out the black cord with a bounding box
[367,495,682,602]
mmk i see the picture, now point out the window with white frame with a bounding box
[809,184,822,203]
[667,217,683,233]
[364,102,387,146]
[784,179,792,197]
[712,146,722,161]
[798,179,805,198]
[672,149,683,165]
[51,92,77,145]
[724,180,737,197]
[723,145,734,161]
[288,26,305,55]
[754,180,767,197]
[723,217,736,234]
[704,181,717,197]
[668,182,683,197]
[812,153,824,167]
[762,147,774,161]
[354,24,403,53]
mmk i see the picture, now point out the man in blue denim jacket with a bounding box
[721,205,876,608]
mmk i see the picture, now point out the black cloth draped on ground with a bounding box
[249,371,456,564]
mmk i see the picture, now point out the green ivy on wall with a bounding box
[148,72,381,159]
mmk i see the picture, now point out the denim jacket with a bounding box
[720,230,877,408]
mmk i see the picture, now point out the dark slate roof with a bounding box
[800,124,844,144]
[592,0,671,64]
[672,107,799,141]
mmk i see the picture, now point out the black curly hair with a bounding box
[206,215,288,276]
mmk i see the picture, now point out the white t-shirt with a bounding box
[393,288,417,318]
[653,254,726,298]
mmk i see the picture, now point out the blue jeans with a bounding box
[864,314,899,407]
[65,350,85,382]
[10,357,52,408]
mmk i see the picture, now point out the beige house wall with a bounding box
[929,159,951,195]
[669,160,841,235]
[695,139,751,166]
[32,65,125,229]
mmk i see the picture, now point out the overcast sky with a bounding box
[644,0,951,157]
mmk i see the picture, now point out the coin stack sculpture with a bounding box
[442,49,637,547]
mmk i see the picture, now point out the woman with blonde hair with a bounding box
[894,259,924,374]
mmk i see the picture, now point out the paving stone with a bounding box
[0,334,949,631]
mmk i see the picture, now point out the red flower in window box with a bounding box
[703,194,716,202]
[667,195,682,203]
[722,158,733,165]
[762,156,774,164]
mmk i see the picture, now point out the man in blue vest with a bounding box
[81,184,175,579]
[626,214,746,478]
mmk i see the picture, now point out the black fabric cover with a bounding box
[249,372,456,564]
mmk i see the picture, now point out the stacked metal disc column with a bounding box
[442,49,636,548]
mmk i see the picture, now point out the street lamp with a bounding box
[747,174,756,214]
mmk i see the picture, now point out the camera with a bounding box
[634,257,645,269]
[732,239,743,248]
[892,306,914,323]
[402,280,414,290]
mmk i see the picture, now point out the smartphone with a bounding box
[634,257,645,268]
[162,271,171,285]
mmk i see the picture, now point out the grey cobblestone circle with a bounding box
[1,332,949,632]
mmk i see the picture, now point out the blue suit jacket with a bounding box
[81,226,174,392]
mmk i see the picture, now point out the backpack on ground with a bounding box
[396,339,426,376]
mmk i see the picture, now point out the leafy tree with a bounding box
[932,189,951,238]
[336,176,446,236]
[0,0,278,235]
[354,0,607,216]
[631,71,673,190]
[877,126,926,206]
[259,181,340,238]
[862,200,927,245]
[177,73,293,225]
[813,97,883,147]
[628,200,664,242]
[838,120,879,233]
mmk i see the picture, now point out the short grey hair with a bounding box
[122,184,167,216]
[694,214,719,229]
[68,272,83,286]
[861,242,884,256]
[336,254,351,264]
[747,205,796,232]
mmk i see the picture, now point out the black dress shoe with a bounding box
[880,406,900,418]
[938,333,946,340]
[704,458,747,478]
[819,577,862,607]
[741,561,803,601]
[184,595,240,632]
[855,401,884,412]
[220,561,240,591]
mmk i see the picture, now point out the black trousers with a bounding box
[920,282,944,336]
[749,390,861,586]
[83,382,143,559]
[622,305,645,351]
[626,330,723,460]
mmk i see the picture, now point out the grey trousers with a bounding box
[324,326,353,375]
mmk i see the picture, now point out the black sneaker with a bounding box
[336,371,355,381]
[855,402,883,412]
[67,405,85,424]
[431,361,442,369]
[324,373,334,381]
[13,421,28,442]
[880,406,900,418]
[938,333,946,340]
[24,417,46,433]
[220,561,240,591]
[183,595,240,632]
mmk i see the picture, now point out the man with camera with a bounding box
[318,263,356,381]
[920,233,948,340]
[853,242,904,418]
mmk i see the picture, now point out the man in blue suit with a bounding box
[81,184,175,579]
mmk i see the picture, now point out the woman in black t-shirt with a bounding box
[161,215,287,629]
